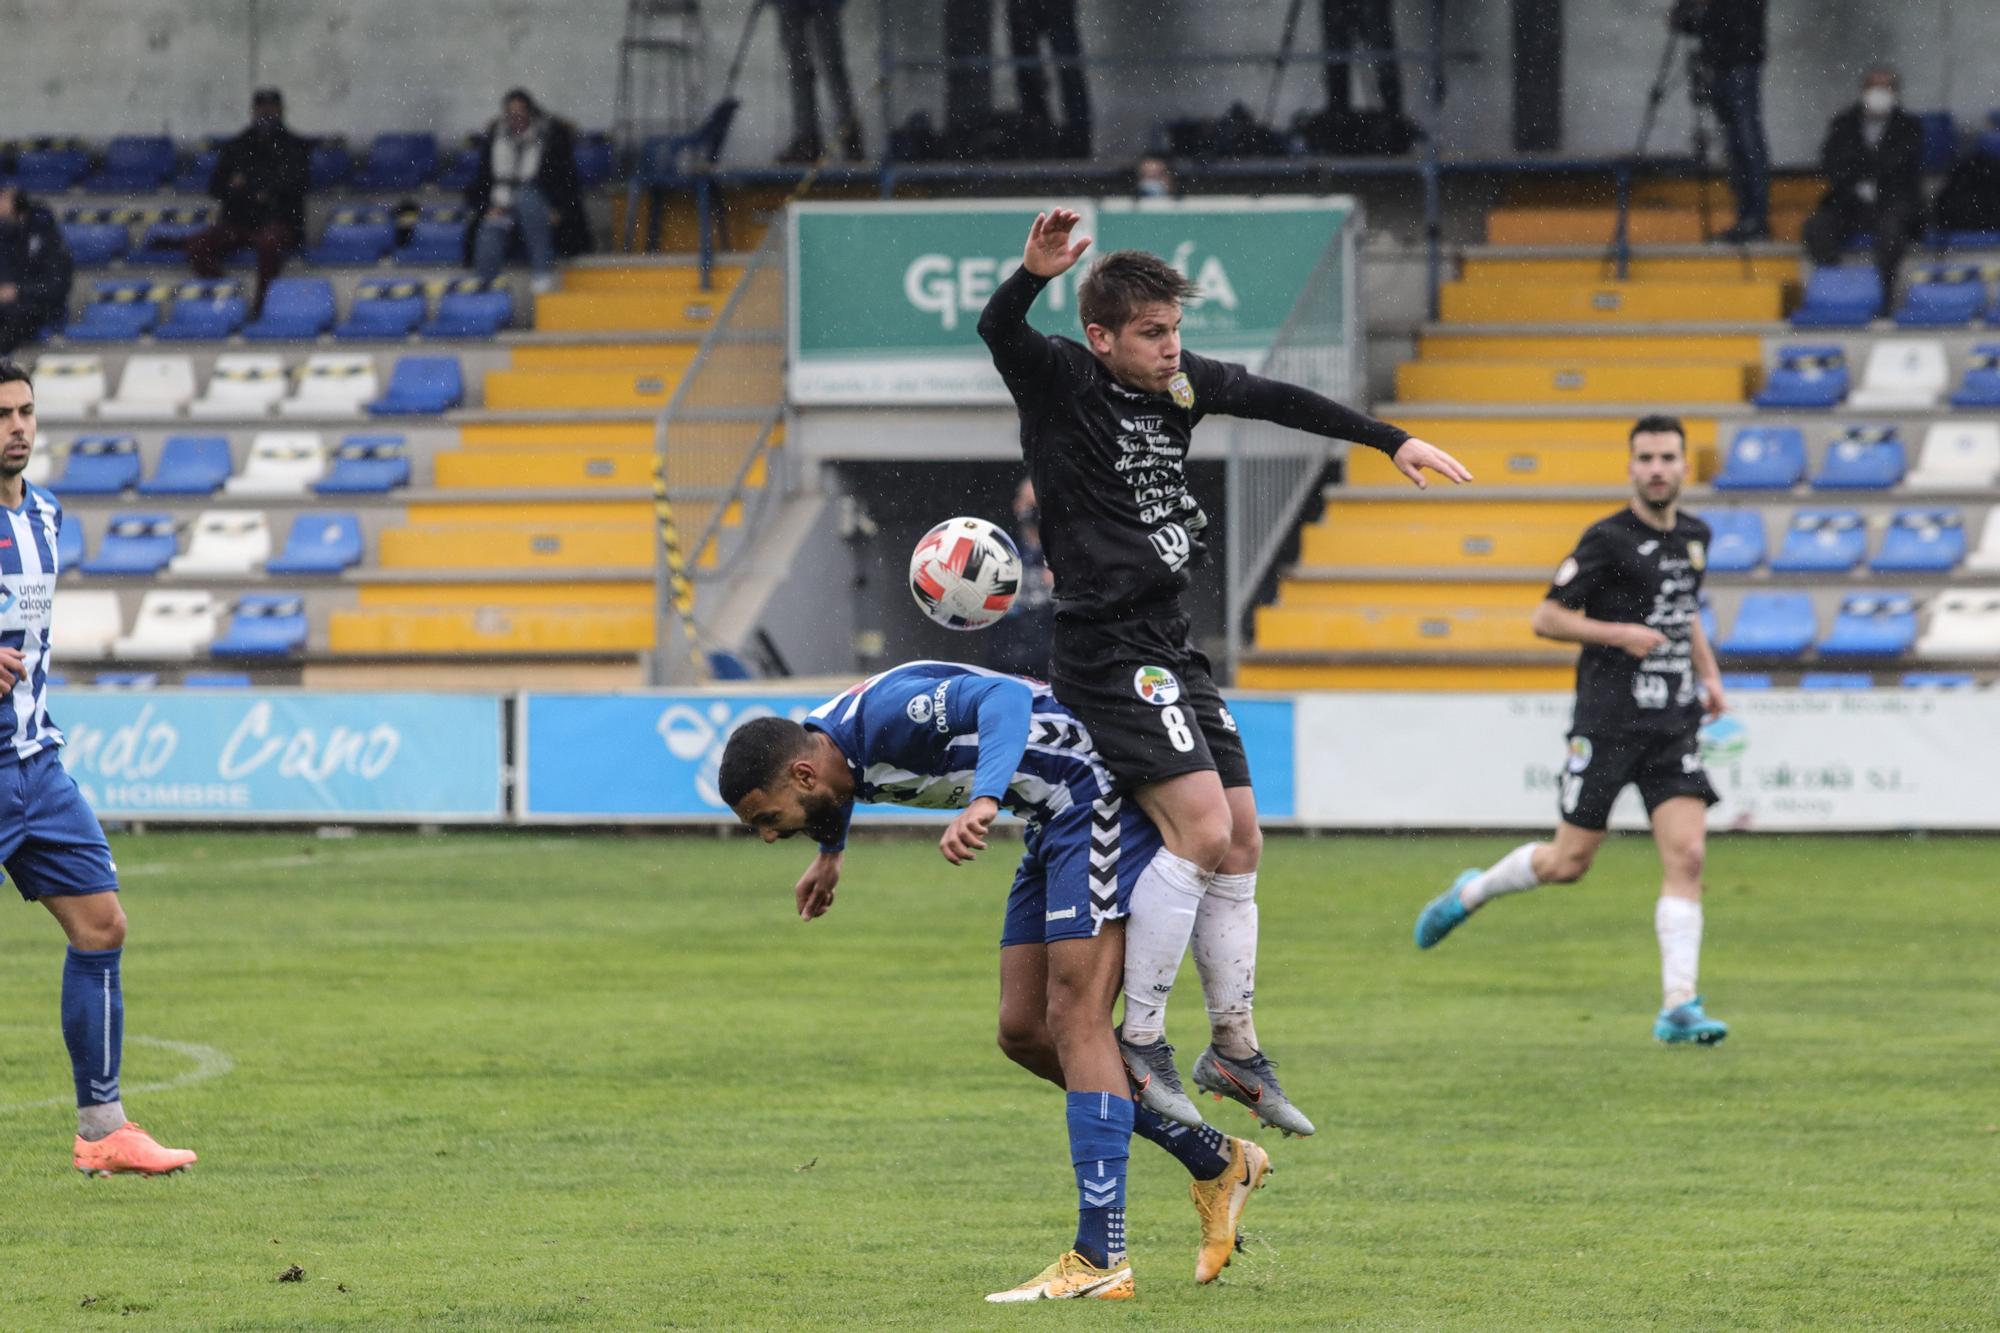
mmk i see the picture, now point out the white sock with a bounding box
[1120,850,1207,1045]
[1460,842,1543,910]
[1656,896,1702,1010]
[1192,870,1259,1060]
[78,1100,125,1141]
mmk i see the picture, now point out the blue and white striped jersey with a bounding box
[0,482,64,761]
[804,661,1114,851]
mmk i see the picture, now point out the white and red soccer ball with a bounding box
[908,516,1023,630]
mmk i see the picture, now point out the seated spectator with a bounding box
[1135,155,1177,199]
[0,185,73,357]
[464,89,591,294]
[1802,67,1923,307]
[777,0,864,163]
[189,88,310,315]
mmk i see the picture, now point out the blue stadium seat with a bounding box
[708,649,754,680]
[242,277,337,340]
[1919,112,1958,172]
[87,136,175,192]
[1718,673,1771,691]
[138,436,233,497]
[135,207,214,259]
[1870,508,1965,572]
[1901,671,1976,688]
[354,133,438,190]
[210,593,308,658]
[182,671,252,688]
[1811,427,1906,490]
[154,282,249,340]
[422,279,513,337]
[66,280,165,342]
[1893,266,1985,326]
[1699,597,1716,643]
[94,672,160,690]
[309,138,353,189]
[395,209,470,265]
[367,356,464,414]
[1818,592,1918,658]
[575,132,615,186]
[51,436,141,495]
[1949,345,2000,408]
[80,513,177,575]
[1769,509,1866,573]
[435,138,483,191]
[307,207,396,265]
[335,279,427,340]
[314,435,410,493]
[1696,509,1765,572]
[1717,592,1818,658]
[1800,672,1875,689]
[13,141,90,192]
[60,221,131,267]
[1791,267,1883,327]
[1942,229,2000,251]
[1712,426,1808,490]
[265,512,363,574]
[173,140,225,194]
[56,513,84,569]
[1752,347,1848,410]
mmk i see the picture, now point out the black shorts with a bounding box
[1049,611,1252,793]
[1557,728,1719,832]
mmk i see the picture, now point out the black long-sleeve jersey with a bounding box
[977,265,1409,621]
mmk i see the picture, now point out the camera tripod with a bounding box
[1607,17,1739,278]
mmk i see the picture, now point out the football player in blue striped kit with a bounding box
[720,661,1270,1302]
[0,362,197,1177]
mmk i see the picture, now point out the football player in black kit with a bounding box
[1415,415,1731,1046]
[979,207,1471,1134]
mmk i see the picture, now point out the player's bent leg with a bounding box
[1417,824,1602,950]
[997,943,1065,1086]
[1133,769,1232,875]
[1648,797,1727,1045]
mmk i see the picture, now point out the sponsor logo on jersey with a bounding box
[1553,556,1579,587]
[1133,666,1180,706]
[906,694,933,724]
[1638,540,1660,557]
[0,586,13,617]
[931,681,951,733]
[1566,736,1593,773]
[1167,371,1194,409]
[1687,540,1706,571]
[1045,906,1078,922]
[1149,523,1192,571]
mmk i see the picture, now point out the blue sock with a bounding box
[62,947,123,1109]
[1134,1105,1232,1180]
[1066,1091,1133,1269]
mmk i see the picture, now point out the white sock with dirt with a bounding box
[1192,870,1259,1060]
[1119,850,1206,1046]
[1656,896,1702,1010]
[1460,842,1544,910]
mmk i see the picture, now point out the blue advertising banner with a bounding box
[519,692,1296,821]
[54,693,506,821]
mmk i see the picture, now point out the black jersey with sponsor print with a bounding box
[977,265,1409,622]
[1546,508,1712,736]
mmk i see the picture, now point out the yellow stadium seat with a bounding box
[481,365,692,411]
[377,525,653,570]
[558,266,745,295]
[329,608,655,654]
[1395,360,1748,404]
[433,450,657,489]
[1439,280,1786,324]
[457,422,656,449]
[356,582,653,609]
[1300,500,1610,569]
[1253,604,1555,654]
[1416,333,1763,365]
[1457,256,1804,285]
[1236,661,1574,690]
[533,291,730,334]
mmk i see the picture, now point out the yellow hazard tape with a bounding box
[652,456,708,677]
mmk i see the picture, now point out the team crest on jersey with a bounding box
[905,694,933,724]
[1167,371,1193,409]
[1553,557,1579,587]
[1688,540,1706,571]
[1567,737,1593,773]
[1133,665,1181,706]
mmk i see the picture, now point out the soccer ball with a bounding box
[908,517,1023,630]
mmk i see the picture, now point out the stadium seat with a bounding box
[335,279,427,340]
[1712,426,1807,490]
[575,132,616,186]
[1769,509,1867,573]
[354,133,438,190]
[1967,511,2000,574]
[1696,509,1765,572]
[307,207,396,265]
[1916,590,2000,658]
[265,511,363,574]
[98,355,198,420]
[1718,592,1818,658]
[28,355,106,419]
[138,435,233,497]
[1948,346,2000,408]
[1901,671,1976,688]
[154,281,249,341]
[224,432,326,497]
[55,509,82,567]
[183,671,252,687]
[1752,347,1847,409]
[1893,266,1984,326]
[112,590,219,660]
[422,278,513,337]
[279,353,379,417]
[12,140,90,191]
[435,138,483,192]
[1818,593,1919,657]
[93,672,160,689]
[1919,112,1957,172]
[86,135,175,192]
[48,590,122,660]
[1810,427,1906,490]
[173,140,224,194]
[187,353,289,418]
[1907,422,2000,490]
[242,277,337,340]
[1847,340,1949,410]
[134,207,215,259]
[80,513,177,575]
[708,649,754,680]
[1871,508,1965,573]
[210,593,308,657]
[50,436,140,495]
[314,435,410,493]
[1699,597,1716,643]
[394,208,470,265]
[60,220,131,267]
[25,438,55,489]
[309,138,353,189]
[168,510,271,575]
[1718,673,1771,690]
[1799,672,1874,689]
[1791,266,1883,327]
[368,356,464,414]
[65,281,164,343]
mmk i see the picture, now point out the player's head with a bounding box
[1079,250,1197,394]
[0,361,34,480]
[1628,414,1687,513]
[719,716,851,844]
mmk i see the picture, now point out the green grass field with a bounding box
[1,830,1995,1330]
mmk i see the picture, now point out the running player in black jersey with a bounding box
[1414,416,1731,1045]
[979,208,1471,1132]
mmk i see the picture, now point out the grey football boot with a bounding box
[1191,1045,1317,1137]
[1116,1026,1205,1128]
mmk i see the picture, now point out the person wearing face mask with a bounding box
[0,186,73,357]
[187,89,310,315]
[1801,69,1924,308]
[1133,157,1176,201]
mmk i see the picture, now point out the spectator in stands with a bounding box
[189,88,309,315]
[1321,0,1403,120]
[0,186,73,357]
[943,0,997,148]
[776,0,864,163]
[1802,67,1924,306]
[988,476,1055,677]
[1691,0,1771,243]
[1006,0,1091,158]
[465,89,590,295]
[1134,156,1178,199]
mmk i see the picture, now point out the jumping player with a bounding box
[978,208,1471,1133]
[720,661,1271,1302]
[1414,415,1731,1045]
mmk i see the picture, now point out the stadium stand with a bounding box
[315,436,409,493]
[82,513,178,576]
[211,595,309,658]
[335,280,427,340]
[189,353,288,417]
[1871,509,1966,572]
[113,590,219,659]
[1810,427,1906,489]
[1790,266,1882,327]
[1769,510,1867,574]
[48,590,122,660]
[87,136,176,192]
[225,432,325,495]
[1847,340,1949,410]
[242,278,338,340]
[1714,426,1808,489]
[1907,422,2000,489]
[265,512,363,574]
[99,355,198,419]
[53,436,141,495]
[353,133,439,190]
[1717,592,1819,658]
[307,208,398,265]
[1949,346,2000,407]
[368,356,463,414]
[1817,593,1919,657]
[138,436,232,496]
[1752,347,1847,410]
[280,353,380,417]
[1915,590,2000,657]
[396,207,472,266]
[1893,267,1984,326]
[154,282,249,341]
[169,511,271,575]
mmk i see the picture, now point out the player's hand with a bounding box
[794,851,842,921]
[1615,624,1669,659]
[1022,208,1091,279]
[0,648,24,691]
[940,797,1001,866]
[1702,675,1727,720]
[1391,437,1474,490]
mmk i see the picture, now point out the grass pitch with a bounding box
[0,829,1994,1330]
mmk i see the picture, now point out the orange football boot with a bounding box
[74,1123,197,1177]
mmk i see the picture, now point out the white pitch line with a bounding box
[0,1032,235,1115]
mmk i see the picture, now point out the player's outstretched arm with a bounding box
[1189,360,1472,488]
[795,850,843,921]
[936,674,1036,866]
[1530,599,1665,658]
[977,210,1090,387]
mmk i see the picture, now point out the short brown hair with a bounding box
[1077,250,1197,333]
[1629,414,1686,451]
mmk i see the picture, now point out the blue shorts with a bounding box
[1001,794,1162,948]
[2,747,119,902]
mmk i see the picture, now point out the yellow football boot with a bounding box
[984,1249,1135,1303]
[1189,1136,1271,1283]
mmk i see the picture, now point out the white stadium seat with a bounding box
[222,431,325,497]
[49,590,123,660]
[1906,422,2000,491]
[279,353,380,418]
[1964,511,2000,573]
[112,590,218,660]
[1846,339,1949,411]
[24,434,55,487]
[1916,589,2000,658]
[187,353,288,419]
[98,354,197,420]
[167,509,271,575]
[29,355,106,420]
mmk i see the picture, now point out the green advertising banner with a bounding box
[787,196,1354,405]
